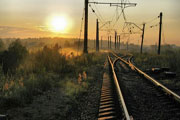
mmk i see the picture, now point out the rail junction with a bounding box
[98,52,180,120]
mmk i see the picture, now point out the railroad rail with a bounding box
[112,52,180,103]
[108,56,131,120]
[98,55,131,120]
[98,52,180,119]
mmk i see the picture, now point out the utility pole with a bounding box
[108,36,109,49]
[140,23,146,54]
[94,39,96,48]
[83,1,137,53]
[158,12,163,55]
[119,35,121,50]
[83,0,88,53]
[96,19,99,52]
[101,36,103,49]
[117,35,119,50]
[110,36,112,49]
[127,41,128,51]
[115,31,117,50]
[125,22,146,54]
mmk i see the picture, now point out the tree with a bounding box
[0,39,4,51]
[2,40,28,74]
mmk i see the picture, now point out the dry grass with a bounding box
[0,45,106,109]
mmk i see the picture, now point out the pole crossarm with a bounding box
[110,4,136,8]
[125,22,143,31]
[100,21,111,29]
[88,2,137,6]
[100,29,116,32]
[83,0,137,53]
[119,32,141,35]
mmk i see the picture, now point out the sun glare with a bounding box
[50,16,67,33]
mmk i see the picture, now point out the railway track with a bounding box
[98,52,180,120]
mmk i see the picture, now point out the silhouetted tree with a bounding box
[0,39,4,51]
[2,40,28,74]
[0,39,4,66]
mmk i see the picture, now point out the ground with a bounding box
[5,55,105,120]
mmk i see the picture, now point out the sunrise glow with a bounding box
[49,16,68,33]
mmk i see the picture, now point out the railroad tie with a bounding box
[98,73,117,120]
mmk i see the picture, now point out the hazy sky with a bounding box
[0,0,179,45]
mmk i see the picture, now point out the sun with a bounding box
[50,16,67,33]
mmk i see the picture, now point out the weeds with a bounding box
[133,49,180,72]
[0,41,105,110]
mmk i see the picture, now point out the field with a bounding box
[0,39,106,119]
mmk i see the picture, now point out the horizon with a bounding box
[1,37,179,47]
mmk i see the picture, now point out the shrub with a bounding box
[0,72,60,107]
[0,43,106,109]
[0,39,5,51]
[133,49,180,72]
[1,40,28,74]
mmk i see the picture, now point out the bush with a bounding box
[133,49,180,72]
[0,43,106,109]
[0,39,5,51]
[32,46,74,74]
[0,72,59,107]
[1,40,28,74]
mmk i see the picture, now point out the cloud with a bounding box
[0,26,78,38]
[0,26,52,38]
[0,26,33,33]
[35,25,49,32]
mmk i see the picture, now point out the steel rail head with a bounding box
[113,58,120,65]
[108,56,131,120]
[129,62,180,103]
[112,52,180,104]
[110,51,129,65]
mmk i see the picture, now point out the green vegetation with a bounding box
[132,49,180,92]
[0,39,106,112]
[0,39,5,51]
[133,49,180,72]
[1,40,28,74]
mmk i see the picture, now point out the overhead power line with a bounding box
[92,0,105,22]
[83,0,137,53]
[89,4,104,23]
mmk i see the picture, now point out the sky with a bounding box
[0,0,180,45]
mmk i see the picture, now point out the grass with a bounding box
[132,49,180,93]
[132,49,180,72]
[0,44,106,112]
